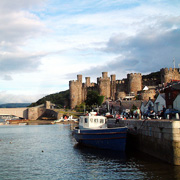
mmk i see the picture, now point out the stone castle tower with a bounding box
[69,75,83,109]
[127,73,142,95]
[69,68,180,109]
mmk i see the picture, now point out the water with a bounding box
[0,124,180,180]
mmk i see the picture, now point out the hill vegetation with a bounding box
[0,103,31,108]
[29,90,70,108]
[142,71,161,81]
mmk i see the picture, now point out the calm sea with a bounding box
[0,124,180,180]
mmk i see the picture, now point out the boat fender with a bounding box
[78,129,80,134]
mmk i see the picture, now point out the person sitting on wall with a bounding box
[115,114,120,124]
[149,110,156,119]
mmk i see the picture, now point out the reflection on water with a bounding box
[74,143,126,162]
[0,124,180,180]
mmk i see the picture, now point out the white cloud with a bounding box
[0,91,45,104]
[0,0,180,104]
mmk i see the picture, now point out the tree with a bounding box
[85,91,104,108]
[97,96,104,106]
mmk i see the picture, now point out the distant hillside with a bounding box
[29,90,70,108]
[0,103,31,108]
[142,71,161,80]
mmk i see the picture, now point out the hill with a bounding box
[0,103,31,108]
[29,90,70,108]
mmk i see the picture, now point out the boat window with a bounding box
[90,118,93,122]
[100,119,104,123]
[94,119,98,123]
[85,118,88,123]
[80,118,83,123]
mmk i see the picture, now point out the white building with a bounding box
[154,93,166,113]
[173,94,180,111]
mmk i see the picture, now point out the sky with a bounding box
[0,0,180,104]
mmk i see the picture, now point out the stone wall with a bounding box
[110,74,116,100]
[28,107,46,120]
[161,68,180,84]
[113,119,180,165]
[0,108,28,119]
[139,89,156,101]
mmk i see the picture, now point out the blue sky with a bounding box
[0,0,180,104]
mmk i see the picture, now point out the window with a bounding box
[100,119,104,123]
[90,118,93,123]
[94,119,98,123]
[168,93,171,99]
[85,118,88,123]
[80,118,83,123]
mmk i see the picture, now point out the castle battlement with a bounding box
[127,73,142,78]
[160,67,179,74]
[111,74,116,81]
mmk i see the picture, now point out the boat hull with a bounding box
[73,127,127,151]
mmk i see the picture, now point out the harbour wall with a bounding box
[108,119,180,165]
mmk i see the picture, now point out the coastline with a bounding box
[0,119,78,125]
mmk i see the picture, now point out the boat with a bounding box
[53,115,78,123]
[73,112,127,151]
[19,123,27,125]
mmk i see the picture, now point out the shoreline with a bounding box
[0,119,79,126]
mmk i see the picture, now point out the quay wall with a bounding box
[109,119,180,165]
[0,108,28,119]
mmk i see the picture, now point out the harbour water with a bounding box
[0,124,180,180]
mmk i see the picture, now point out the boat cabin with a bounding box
[79,112,107,129]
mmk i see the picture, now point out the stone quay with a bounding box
[108,119,180,165]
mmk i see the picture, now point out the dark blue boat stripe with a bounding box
[78,136,126,140]
[75,131,126,135]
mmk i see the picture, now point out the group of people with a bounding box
[136,106,167,120]
[115,106,167,122]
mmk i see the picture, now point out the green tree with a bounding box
[85,91,99,107]
[97,96,104,106]
[85,91,104,108]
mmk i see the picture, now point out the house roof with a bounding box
[159,93,165,99]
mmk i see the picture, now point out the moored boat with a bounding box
[73,112,127,151]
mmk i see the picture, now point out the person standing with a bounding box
[162,105,166,119]
[137,107,141,120]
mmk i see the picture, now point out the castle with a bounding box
[69,68,180,109]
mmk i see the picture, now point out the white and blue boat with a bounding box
[73,112,127,151]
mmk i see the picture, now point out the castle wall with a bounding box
[110,75,116,100]
[116,91,126,100]
[160,68,180,84]
[116,79,128,93]
[143,78,160,86]
[139,89,156,101]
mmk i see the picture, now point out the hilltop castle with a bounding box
[69,68,180,109]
